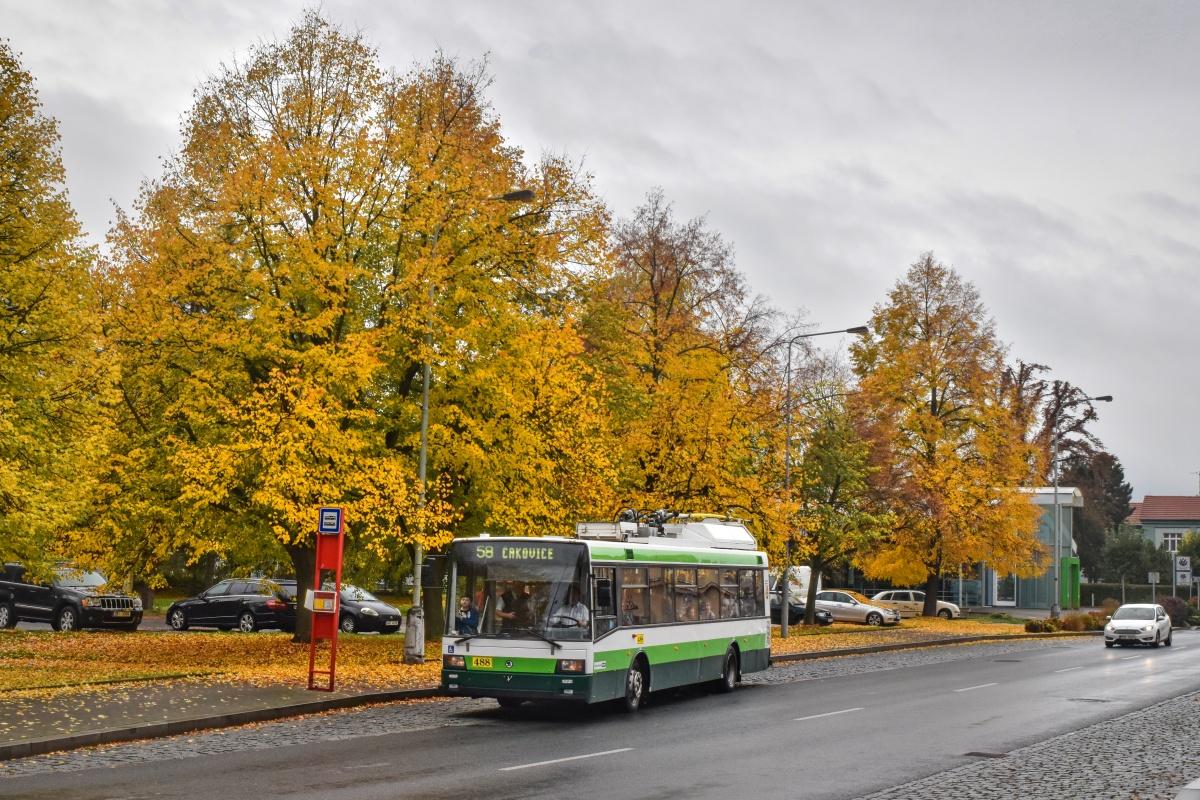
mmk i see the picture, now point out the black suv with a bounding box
[0,564,143,631]
[166,578,297,633]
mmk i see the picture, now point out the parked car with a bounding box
[166,578,296,633]
[871,590,961,619]
[1103,603,1173,648]
[770,593,833,626]
[814,589,901,626]
[336,585,403,634]
[0,563,143,631]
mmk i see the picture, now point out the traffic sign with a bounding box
[317,506,344,536]
[1177,555,1192,571]
[1148,572,1159,584]
[1178,571,1192,585]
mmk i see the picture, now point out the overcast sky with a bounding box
[5,1,1198,499]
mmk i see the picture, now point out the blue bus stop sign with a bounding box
[318,507,344,536]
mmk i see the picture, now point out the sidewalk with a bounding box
[0,678,438,761]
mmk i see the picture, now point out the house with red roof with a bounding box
[1124,496,1200,553]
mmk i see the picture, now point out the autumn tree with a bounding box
[853,254,1042,616]
[98,14,609,640]
[787,368,891,624]
[1059,450,1133,581]
[0,41,110,569]
[581,189,783,539]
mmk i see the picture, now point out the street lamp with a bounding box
[779,324,870,638]
[1050,393,1112,620]
[404,188,535,664]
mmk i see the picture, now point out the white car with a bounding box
[1104,603,1173,648]
[871,590,961,619]
[813,590,901,626]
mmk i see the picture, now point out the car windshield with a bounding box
[448,540,590,641]
[1112,606,1155,621]
[53,568,108,589]
[341,585,379,603]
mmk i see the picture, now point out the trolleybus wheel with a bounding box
[716,647,739,693]
[497,697,524,710]
[623,658,647,713]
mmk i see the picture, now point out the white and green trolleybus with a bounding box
[441,512,770,711]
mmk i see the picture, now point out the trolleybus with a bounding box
[440,512,770,711]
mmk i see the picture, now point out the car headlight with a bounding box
[1142,624,1154,632]
[361,607,379,616]
[1105,624,1114,632]
[132,597,143,610]
[81,597,95,608]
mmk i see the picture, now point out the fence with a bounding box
[1083,581,1196,606]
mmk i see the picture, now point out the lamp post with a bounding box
[1050,393,1112,620]
[779,325,870,638]
[404,188,535,664]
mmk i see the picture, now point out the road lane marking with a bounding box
[953,682,999,693]
[794,707,865,722]
[1054,666,1083,673]
[343,762,391,770]
[500,748,633,772]
[1120,656,1139,660]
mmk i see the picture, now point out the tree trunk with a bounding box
[804,559,823,625]
[922,572,940,616]
[288,544,317,643]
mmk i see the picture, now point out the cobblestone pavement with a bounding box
[3,636,1196,800]
[858,690,1200,800]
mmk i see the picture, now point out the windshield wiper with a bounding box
[454,633,484,646]
[515,626,562,652]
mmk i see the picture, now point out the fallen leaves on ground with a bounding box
[0,630,441,698]
[0,616,1033,700]
[771,615,1026,655]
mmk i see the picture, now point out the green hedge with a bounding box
[1081,582,1196,606]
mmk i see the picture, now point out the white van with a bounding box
[770,565,821,601]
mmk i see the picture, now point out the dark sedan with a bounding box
[337,585,402,634]
[770,593,833,626]
[166,578,296,633]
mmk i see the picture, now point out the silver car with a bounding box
[814,590,901,626]
[871,590,961,619]
[1103,603,1173,648]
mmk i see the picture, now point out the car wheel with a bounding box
[623,658,648,713]
[340,614,357,634]
[1104,641,1114,648]
[54,606,79,632]
[238,611,257,633]
[865,612,883,626]
[937,609,952,619]
[715,648,739,693]
[168,608,189,631]
[1165,629,1173,647]
[0,602,15,629]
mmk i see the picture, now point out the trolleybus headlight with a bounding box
[557,659,585,673]
[444,655,466,669]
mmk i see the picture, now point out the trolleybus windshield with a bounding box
[449,540,590,641]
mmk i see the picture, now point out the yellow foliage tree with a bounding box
[0,41,110,570]
[96,14,609,639]
[852,254,1042,615]
[582,189,786,542]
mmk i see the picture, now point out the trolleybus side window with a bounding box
[737,570,756,617]
[620,567,649,626]
[697,568,719,620]
[593,567,617,636]
[672,568,698,622]
[649,567,673,624]
[754,570,766,616]
[719,568,739,618]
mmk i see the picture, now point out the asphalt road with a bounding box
[4,632,1199,799]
